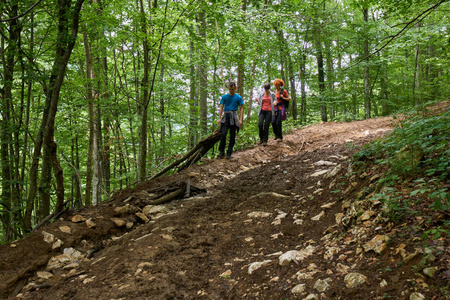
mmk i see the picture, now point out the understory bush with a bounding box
[353,103,449,237]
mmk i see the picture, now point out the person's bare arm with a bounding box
[217,104,224,126]
[281,90,291,101]
[239,104,244,126]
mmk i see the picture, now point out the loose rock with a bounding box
[71,215,86,223]
[248,260,272,274]
[344,272,367,288]
[291,284,306,294]
[363,235,389,254]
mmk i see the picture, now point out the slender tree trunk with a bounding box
[21,12,34,229]
[316,40,327,122]
[246,52,258,124]
[381,62,389,116]
[29,0,85,225]
[363,5,371,119]
[300,53,307,125]
[137,0,151,182]
[288,56,297,120]
[236,1,247,123]
[412,22,421,106]
[82,27,95,206]
[1,20,15,240]
[198,12,208,136]
[188,33,198,148]
[160,60,166,158]
[325,41,334,120]
[215,19,226,92]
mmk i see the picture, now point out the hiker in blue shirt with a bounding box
[217,82,244,159]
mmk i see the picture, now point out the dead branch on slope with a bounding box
[149,129,221,180]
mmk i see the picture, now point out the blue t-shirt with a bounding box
[220,93,243,112]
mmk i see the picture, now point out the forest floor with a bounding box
[1,102,449,300]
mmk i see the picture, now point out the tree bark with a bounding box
[300,53,307,125]
[0,2,20,240]
[198,11,208,136]
[27,0,85,228]
[188,32,198,148]
[363,5,371,119]
[316,40,327,122]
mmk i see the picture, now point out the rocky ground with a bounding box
[0,105,448,300]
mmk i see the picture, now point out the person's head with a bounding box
[273,79,284,88]
[228,82,237,95]
[264,83,271,90]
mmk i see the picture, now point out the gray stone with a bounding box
[363,235,389,254]
[71,215,86,223]
[291,283,306,294]
[326,164,343,179]
[135,212,149,223]
[143,205,168,215]
[248,260,272,274]
[344,272,367,288]
[410,292,425,300]
[279,246,316,266]
[314,278,331,292]
[423,266,438,278]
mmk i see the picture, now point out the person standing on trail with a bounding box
[272,79,290,142]
[255,83,276,146]
[217,82,244,159]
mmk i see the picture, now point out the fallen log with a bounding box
[147,189,184,205]
[149,129,221,180]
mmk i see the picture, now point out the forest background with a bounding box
[0,0,449,243]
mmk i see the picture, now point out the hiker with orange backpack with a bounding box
[272,79,290,142]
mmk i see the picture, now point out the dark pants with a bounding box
[219,116,237,156]
[258,110,272,142]
[272,110,283,140]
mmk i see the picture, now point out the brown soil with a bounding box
[1,102,449,300]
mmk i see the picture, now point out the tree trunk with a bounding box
[300,53,307,125]
[82,27,95,206]
[160,59,166,158]
[27,0,85,227]
[137,0,151,182]
[325,41,334,120]
[412,23,421,106]
[246,52,258,124]
[0,15,16,240]
[288,56,297,120]
[363,6,371,119]
[237,1,247,123]
[198,12,208,136]
[316,40,327,122]
[188,33,198,148]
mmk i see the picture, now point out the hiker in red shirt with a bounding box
[272,79,290,142]
[255,83,276,146]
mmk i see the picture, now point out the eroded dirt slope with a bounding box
[1,105,449,300]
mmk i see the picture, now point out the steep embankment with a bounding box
[1,107,448,299]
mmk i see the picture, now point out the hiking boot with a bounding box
[257,140,263,145]
[262,141,267,146]
[217,152,225,159]
[277,138,283,142]
[225,155,231,159]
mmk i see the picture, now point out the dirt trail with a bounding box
[0,107,448,300]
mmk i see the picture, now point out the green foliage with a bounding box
[355,107,450,180]
[356,105,449,240]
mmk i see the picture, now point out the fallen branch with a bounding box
[149,129,221,180]
[147,189,184,205]
[32,197,72,231]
